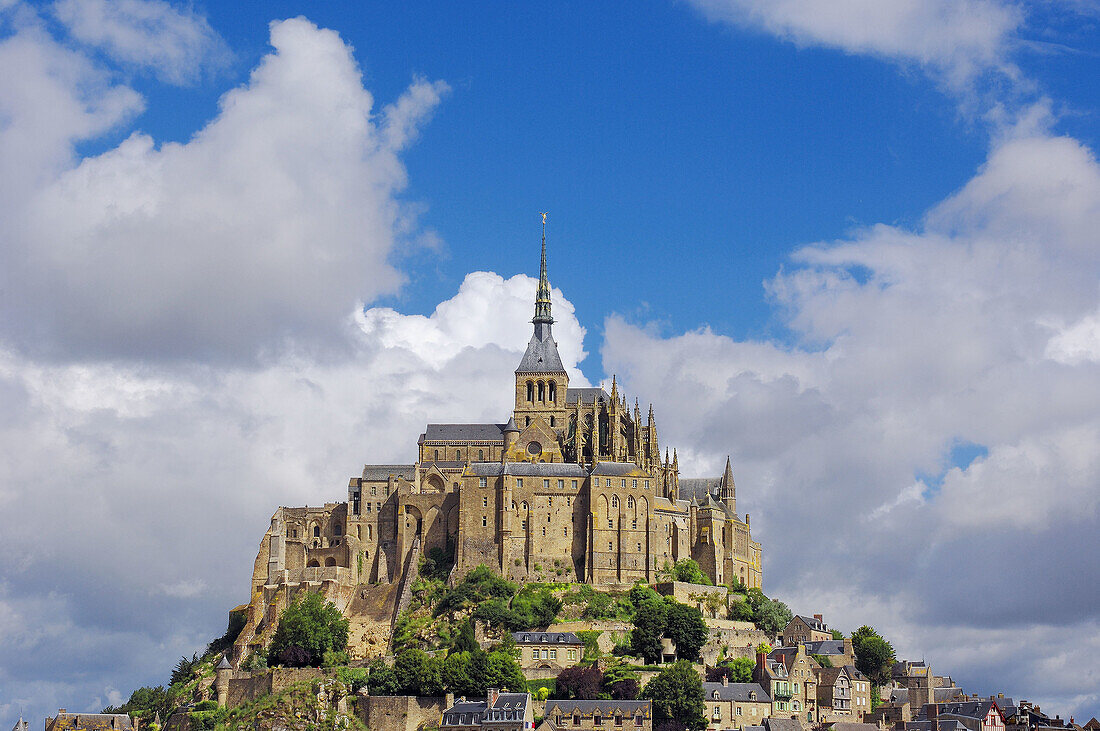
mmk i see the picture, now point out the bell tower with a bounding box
[513,214,569,432]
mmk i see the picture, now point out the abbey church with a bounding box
[233,232,761,661]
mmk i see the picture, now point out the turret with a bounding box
[503,416,520,457]
[215,656,232,708]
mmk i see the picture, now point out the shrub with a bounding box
[322,650,350,667]
[553,665,604,700]
[336,667,369,693]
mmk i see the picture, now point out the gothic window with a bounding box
[334,523,342,536]
[525,416,530,426]
[611,495,619,507]
[367,525,372,539]
[434,449,439,460]
[549,381,556,402]
[527,381,534,401]
[627,496,634,508]
[521,501,528,510]
[313,525,320,537]
[538,381,545,401]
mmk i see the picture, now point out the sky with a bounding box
[1,0,1100,724]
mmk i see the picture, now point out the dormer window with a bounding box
[713,691,721,700]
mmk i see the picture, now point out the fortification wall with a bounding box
[358,695,448,731]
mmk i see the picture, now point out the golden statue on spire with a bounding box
[539,211,548,226]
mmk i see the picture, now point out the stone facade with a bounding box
[233,238,763,663]
[703,679,773,730]
[513,631,585,670]
[542,700,652,731]
[360,695,450,731]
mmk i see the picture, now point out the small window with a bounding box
[366,503,372,513]
[334,524,342,536]
[548,496,553,506]
[632,519,638,529]
[593,478,599,486]
[608,519,613,529]
[517,478,523,488]
[544,479,550,489]
[573,716,581,727]
[482,515,488,527]
[571,480,578,489]
[313,526,320,537]
[479,477,488,488]
[479,449,485,460]
[371,486,377,495]
[558,479,564,489]
[376,502,381,511]
[527,381,534,401]
[550,649,557,659]
[455,450,461,460]
[550,416,556,427]
[542,527,546,536]
[634,716,642,727]
[616,715,623,727]
[637,543,642,551]
[483,496,488,507]
[564,527,568,536]
[525,416,530,426]
[594,716,602,727]
[644,480,649,489]
[632,479,638,488]
[608,541,613,551]
[737,708,743,716]
[713,707,721,720]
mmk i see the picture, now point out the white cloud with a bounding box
[686,0,1024,99]
[0,271,586,718]
[53,0,229,84]
[601,128,1100,714]
[0,14,448,362]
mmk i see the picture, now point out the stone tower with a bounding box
[513,223,569,432]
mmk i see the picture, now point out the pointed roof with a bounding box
[722,457,735,490]
[503,416,520,433]
[217,655,232,670]
[517,224,565,373]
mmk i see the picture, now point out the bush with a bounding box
[577,630,603,661]
[641,661,707,731]
[707,656,754,683]
[367,658,399,695]
[322,650,350,668]
[192,700,218,712]
[437,565,516,615]
[267,591,349,667]
[336,667,369,693]
[553,665,604,700]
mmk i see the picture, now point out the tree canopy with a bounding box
[631,597,668,664]
[641,660,707,731]
[267,591,349,667]
[851,625,895,685]
[664,603,708,663]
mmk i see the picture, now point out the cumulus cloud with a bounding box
[53,0,230,84]
[601,127,1100,716]
[0,270,584,719]
[0,12,448,362]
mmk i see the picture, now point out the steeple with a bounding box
[516,213,565,374]
[533,212,553,325]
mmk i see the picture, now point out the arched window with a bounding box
[479,449,484,460]
[313,525,320,538]
[521,501,529,510]
[793,701,800,712]
[611,495,619,507]
[549,381,556,402]
[627,496,634,508]
[307,559,320,568]
[334,523,342,536]
[325,557,337,567]
[434,449,439,460]
[367,525,373,539]
[527,381,534,401]
[538,381,545,401]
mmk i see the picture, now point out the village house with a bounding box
[816,666,872,721]
[541,700,652,731]
[513,631,585,670]
[441,689,532,731]
[782,616,832,646]
[702,677,773,730]
[908,701,1009,731]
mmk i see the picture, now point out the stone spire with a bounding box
[720,456,736,513]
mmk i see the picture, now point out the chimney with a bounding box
[814,614,823,622]
[446,692,455,709]
[723,675,729,687]
[488,688,499,706]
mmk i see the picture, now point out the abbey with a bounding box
[233,233,761,661]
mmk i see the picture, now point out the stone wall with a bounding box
[225,667,326,708]
[700,618,772,666]
[358,695,448,731]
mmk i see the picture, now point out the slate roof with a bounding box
[361,464,416,480]
[545,700,650,716]
[216,656,232,670]
[678,478,720,501]
[832,724,881,731]
[795,615,828,631]
[444,693,531,727]
[517,331,565,373]
[48,714,133,730]
[702,682,772,703]
[804,640,846,655]
[513,631,583,644]
[763,719,804,731]
[565,387,610,404]
[506,463,589,477]
[917,702,1000,722]
[591,462,649,476]
[934,688,965,703]
[420,424,507,442]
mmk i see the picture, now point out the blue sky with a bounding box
[3,0,1100,726]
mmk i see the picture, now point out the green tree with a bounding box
[104,686,179,720]
[443,651,477,696]
[709,656,754,683]
[367,658,400,695]
[631,598,667,664]
[665,602,707,662]
[851,626,895,685]
[170,655,199,686]
[394,648,443,695]
[754,598,792,635]
[641,661,707,731]
[831,629,844,640]
[453,620,479,654]
[483,649,526,691]
[729,600,754,622]
[671,559,712,586]
[266,591,349,667]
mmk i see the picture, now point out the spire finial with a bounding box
[534,212,553,324]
